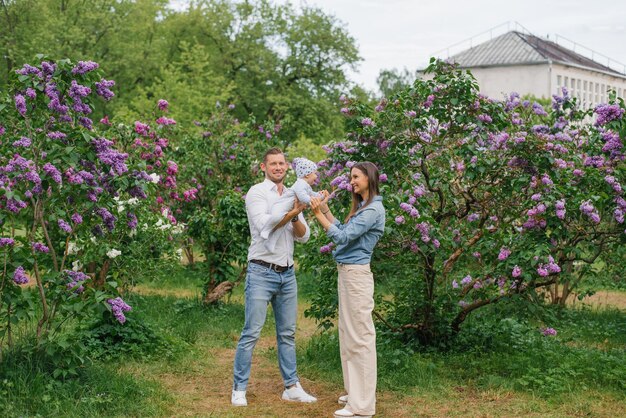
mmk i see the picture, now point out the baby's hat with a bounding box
[293,157,318,178]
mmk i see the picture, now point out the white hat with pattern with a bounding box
[292,157,318,178]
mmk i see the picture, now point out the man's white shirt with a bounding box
[246,178,310,266]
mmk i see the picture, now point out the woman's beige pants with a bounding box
[337,263,376,416]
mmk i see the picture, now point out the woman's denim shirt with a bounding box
[326,196,385,264]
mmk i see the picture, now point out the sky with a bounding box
[171,0,626,92]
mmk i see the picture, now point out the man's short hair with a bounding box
[263,147,284,163]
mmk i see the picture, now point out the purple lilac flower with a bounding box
[135,121,150,136]
[16,64,42,77]
[58,219,72,233]
[127,212,138,229]
[13,266,29,285]
[405,110,417,118]
[541,174,553,186]
[473,252,481,259]
[531,193,542,201]
[79,117,93,130]
[25,87,36,100]
[71,213,83,225]
[157,99,169,111]
[512,266,522,277]
[0,125,5,136]
[547,258,561,273]
[320,244,333,254]
[556,201,566,219]
[32,242,49,253]
[532,102,548,116]
[537,266,549,277]
[41,61,56,76]
[65,270,89,293]
[96,208,117,232]
[594,103,624,126]
[395,215,405,225]
[467,213,480,222]
[601,130,623,157]
[41,163,62,184]
[107,297,132,324]
[72,60,99,75]
[167,161,178,175]
[14,94,27,116]
[477,114,492,123]
[614,208,624,223]
[414,185,427,197]
[47,131,67,140]
[379,173,388,182]
[541,327,557,336]
[460,275,472,286]
[13,136,32,147]
[498,247,511,261]
[579,200,599,223]
[361,118,374,127]
[0,238,15,247]
[156,117,176,125]
[95,79,115,101]
[452,280,459,289]
[423,95,435,108]
[96,146,128,175]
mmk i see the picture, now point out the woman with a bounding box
[310,161,386,418]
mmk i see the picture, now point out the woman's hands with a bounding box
[310,190,329,214]
[309,191,333,231]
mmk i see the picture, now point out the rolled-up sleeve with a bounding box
[327,208,377,245]
[292,212,310,243]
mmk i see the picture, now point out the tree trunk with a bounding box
[202,267,246,305]
[86,260,111,289]
[203,280,235,304]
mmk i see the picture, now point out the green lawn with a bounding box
[1,264,625,417]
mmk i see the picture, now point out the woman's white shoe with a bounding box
[333,408,372,418]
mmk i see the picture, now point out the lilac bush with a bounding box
[301,59,624,344]
[0,59,175,348]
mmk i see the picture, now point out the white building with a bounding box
[443,30,626,107]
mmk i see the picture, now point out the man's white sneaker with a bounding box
[338,394,348,405]
[231,390,247,406]
[333,408,372,418]
[281,382,317,403]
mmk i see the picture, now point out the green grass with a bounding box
[2,263,625,417]
[0,355,171,417]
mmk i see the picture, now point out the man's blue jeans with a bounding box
[233,262,299,391]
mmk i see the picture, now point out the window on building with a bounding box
[557,75,562,87]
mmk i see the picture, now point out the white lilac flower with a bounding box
[106,248,122,259]
[149,173,160,184]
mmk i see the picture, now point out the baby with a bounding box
[260,157,322,251]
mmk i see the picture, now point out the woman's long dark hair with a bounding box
[345,162,380,222]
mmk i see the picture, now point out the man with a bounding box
[231,147,317,407]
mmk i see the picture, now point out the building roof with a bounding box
[449,31,624,76]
